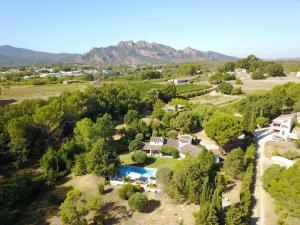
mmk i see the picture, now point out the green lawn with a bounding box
[119,152,178,169]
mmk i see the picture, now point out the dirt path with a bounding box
[252,129,277,225]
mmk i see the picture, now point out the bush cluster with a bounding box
[118,183,143,200]
[160,146,179,158]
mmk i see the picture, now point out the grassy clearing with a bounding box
[119,152,178,169]
[0,82,89,102]
[189,93,243,106]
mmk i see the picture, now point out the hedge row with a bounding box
[180,87,216,98]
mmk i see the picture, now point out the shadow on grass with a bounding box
[16,184,73,225]
[104,187,114,194]
[142,199,161,213]
[104,201,132,225]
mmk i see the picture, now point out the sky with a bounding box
[1,0,300,58]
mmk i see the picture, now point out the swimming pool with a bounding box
[119,166,156,178]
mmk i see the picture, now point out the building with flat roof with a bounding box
[270,114,297,138]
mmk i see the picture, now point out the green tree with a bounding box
[225,205,244,225]
[151,99,165,119]
[33,99,64,141]
[171,111,199,133]
[144,89,160,106]
[94,113,116,141]
[251,70,265,80]
[59,189,87,225]
[40,148,59,182]
[124,110,140,125]
[87,139,120,177]
[118,183,143,200]
[255,116,269,128]
[160,84,176,102]
[160,146,179,158]
[131,150,147,164]
[6,115,38,166]
[219,62,236,73]
[74,118,95,150]
[266,63,284,77]
[209,72,224,84]
[217,81,233,94]
[128,140,144,152]
[205,113,243,147]
[128,192,148,212]
[223,148,244,179]
[72,154,87,176]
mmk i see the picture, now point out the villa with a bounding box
[143,135,200,157]
[270,114,297,139]
[234,68,247,77]
[169,77,195,85]
[163,104,185,112]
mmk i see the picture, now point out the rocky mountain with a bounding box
[0,41,237,66]
[75,41,237,64]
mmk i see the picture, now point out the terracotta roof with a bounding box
[150,137,164,143]
[179,135,192,144]
[165,138,179,148]
[143,143,161,151]
[179,144,200,156]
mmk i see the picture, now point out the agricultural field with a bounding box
[237,75,300,94]
[0,82,89,104]
[176,83,210,94]
[189,92,243,105]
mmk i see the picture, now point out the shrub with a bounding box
[131,150,147,164]
[236,78,243,84]
[217,81,233,94]
[160,146,179,159]
[97,183,105,195]
[118,183,143,200]
[166,129,178,138]
[128,192,148,212]
[209,72,224,84]
[281,151,299,160]
[128,140,144,152]
[251,70,265,79]
[231,87,242,95]
[295,139,300,149]
[156,167,173,184]
[223,73,236,81]
[135,133,144,141]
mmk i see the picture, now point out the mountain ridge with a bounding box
[0,41,238,66]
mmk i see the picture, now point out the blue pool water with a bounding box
[119,166,156,178]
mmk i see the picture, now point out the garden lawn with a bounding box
[119,152,178,169]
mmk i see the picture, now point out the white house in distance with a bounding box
[170,77,195,85]
[296,71,300,78]
[270,114,297,139]
[234,68,247,77]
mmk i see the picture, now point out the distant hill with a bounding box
[0,45,77,66]
[0,41,237,66]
